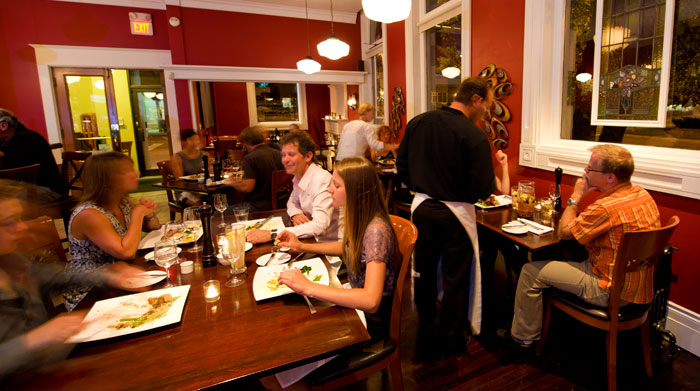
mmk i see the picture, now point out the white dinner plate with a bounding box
[123,271,168,289]
[476,194,513,209]
[256,252,292,266]
[216,242,253,265]
[138,224,203,250]
[144,247,182,261]
[252,258,329,301]
[501,224,529,235]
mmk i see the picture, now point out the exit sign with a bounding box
[129,12,153,36]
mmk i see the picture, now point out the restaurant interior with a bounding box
[1,0,699,390]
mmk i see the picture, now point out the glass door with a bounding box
[129,70,169,175]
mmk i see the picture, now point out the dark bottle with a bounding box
[212,152,222,181]
[198,202,217,268]
[202,154,210,180]
[554,166,563,211]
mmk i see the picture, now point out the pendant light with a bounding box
[297,0,322,74]
[441,66,461,79]
[362,0,411,24]
[317,0,350,60]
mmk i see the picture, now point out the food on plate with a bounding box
[476,195,500,207]
[266,278,285,292]
[162,226,184,241]
[110,294,179,330]
[299,265,322,282]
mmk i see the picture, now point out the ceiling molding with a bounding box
[51,0,166,10]
[163,64,366,84]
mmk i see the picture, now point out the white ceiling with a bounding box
[52,0,364,23]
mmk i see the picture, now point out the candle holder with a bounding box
[203,280,220,302]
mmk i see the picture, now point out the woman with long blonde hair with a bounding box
[64,152,160,310]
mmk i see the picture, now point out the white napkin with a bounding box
[518,218,554,235]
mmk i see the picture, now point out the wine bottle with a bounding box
[554,166,563,211]
[202,154,210,180]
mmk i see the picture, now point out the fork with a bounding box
[285,252,316,314]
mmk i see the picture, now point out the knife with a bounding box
[518,218,547,232]
[252,216,272,229]
[287,252,306,269]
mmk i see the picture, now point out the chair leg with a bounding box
[606,330,618,391]
[535,297,552,355]
[388,357,404,391]
[640,317,652,377]
[169,210,176,221]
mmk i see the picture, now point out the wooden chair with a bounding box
[214,139,244,160]
[308,215,418,391]
[0,163,41,184]
[156,160,184,221]
[536,216,680,391]
[120,141,133,157]
[61,151,91,198]
[271,169,293,210]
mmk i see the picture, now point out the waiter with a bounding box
[397,77,495,360]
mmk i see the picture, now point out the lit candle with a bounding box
[203,280,220,302]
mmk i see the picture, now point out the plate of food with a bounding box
[252,257,329,301]
[475,194,512,209]
[179,173,204,181]
[244,216,286,232]
[138,223,203,249]
[67,285,190,343]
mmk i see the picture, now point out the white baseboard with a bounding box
[665,301,700,357]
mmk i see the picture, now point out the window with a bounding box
[522,0,700,200]
[425,14,462,111]
[426,0,452,13]
[371,53,385,121]
[369,20,382,45]
[247,82,307,128]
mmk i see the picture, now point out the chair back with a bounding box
[388,215,418,343]
[271,169,294,210]
[0,164,41,184]
[607,216,680,320]
[61,151,91,197]
[214,139,243,159]
[156,160,177,204]
[120,141,133,157]
[17,215,67,264]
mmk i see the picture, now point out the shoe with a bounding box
[496,328,534,350]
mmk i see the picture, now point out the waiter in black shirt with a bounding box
[397,77,495,359]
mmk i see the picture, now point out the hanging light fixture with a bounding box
[441,66,461,79]
[297,0,322,74]
[362,0,411,24]
[317,0,349,60]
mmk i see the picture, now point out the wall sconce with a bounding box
[347,94,358,110]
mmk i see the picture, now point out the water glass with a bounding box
[225,223,247,287]
[216,233,230,265]
[233,205,249,223]
[183,207,202,253]
[154,239,179,287]
[539,198,554,225]
[213,193,228,228]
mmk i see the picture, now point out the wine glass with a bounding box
[213,193,228,228]
[183,206,202,253]
[225,223,247,287]
[154,239,179,287]
[548,184,559,214]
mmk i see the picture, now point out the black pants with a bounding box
[413,199,473,348]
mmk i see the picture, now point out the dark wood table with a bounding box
[476,206,561,252]
[9,210,369,390]
[153,179,229,196]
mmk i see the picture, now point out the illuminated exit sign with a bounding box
[129,12,153,36]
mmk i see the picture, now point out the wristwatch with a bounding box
[567,198,580,207]
[270,229,278,241]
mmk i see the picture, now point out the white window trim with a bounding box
[521,0,700,200]
[590,0,675,127]
[245,82,308,129]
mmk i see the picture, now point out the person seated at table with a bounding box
[224,126,283,212]
[371,125,396,162]
[0,108,64,196]
[246,131,340,244]
[264,157,400,389]
[504,144,660,348]
[288,123,301,132]
[335,104,398,161]
[64,152,161,311]
[170,128,206,206]
[0,179,142,380]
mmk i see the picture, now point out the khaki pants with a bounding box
[511,259,609,341]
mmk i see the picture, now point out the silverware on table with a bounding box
[284,252,316,314]
[518,218,546,232]
[303,296,317,314]
[253,216,272,229]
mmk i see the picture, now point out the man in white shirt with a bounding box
[335,103,398,161]
[246,131,340,244]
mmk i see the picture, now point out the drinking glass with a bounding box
[213,193,228,228]
[548,184,560,214]
[539,198,554,225]
[225,223,247,287]
[233,204,249,224]
[183,206,202,253]
[154,239,179,287]
[510,186,519,212]
[517,180,536,218]
[216,233,231,265]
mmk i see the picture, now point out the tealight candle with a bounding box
[203,280,220,302]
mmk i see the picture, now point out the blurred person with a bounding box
[0,109,63,195]
[264,157,399,389]
[370,125,396,162]
[247,131,339,244]
[335,104,398,161]
[506,144,660,348]
[224,126,283,212]
[397,77,496,359]
[64,152,161,310]
[0,179,142,380]
[288,123,301,132]
[170,128,205,206]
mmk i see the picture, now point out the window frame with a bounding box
[246,82,308,129]
[521,0,700,200]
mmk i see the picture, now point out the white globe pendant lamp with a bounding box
[441,66,461,79]
[317,0,349,60]
[362,0,411,23]
[297,0,321,74]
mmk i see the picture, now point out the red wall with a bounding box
[212,82,249,135]
[346,84,360,121]
[471,0,700,313]
[385,21,407,139]
[305,84,331,144]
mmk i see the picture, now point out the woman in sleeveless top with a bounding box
[64,152,161,310]
[170,128,205,206]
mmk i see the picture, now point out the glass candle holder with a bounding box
[203,280,220,302]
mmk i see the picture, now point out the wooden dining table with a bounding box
[476,204,562,253]
[8,210,369,390]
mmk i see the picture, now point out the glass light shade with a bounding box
[441,66,461,79]
[362,0,411,23]
[296,56,322,74]
[66,76,81,84]
[576,72,592,82]
[317,35,350,60]
[143,92,157,99]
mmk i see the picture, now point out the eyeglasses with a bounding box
[585,165,605,173]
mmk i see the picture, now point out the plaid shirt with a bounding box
[568,183,660,304]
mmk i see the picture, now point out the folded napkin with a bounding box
[518,218,554,235]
